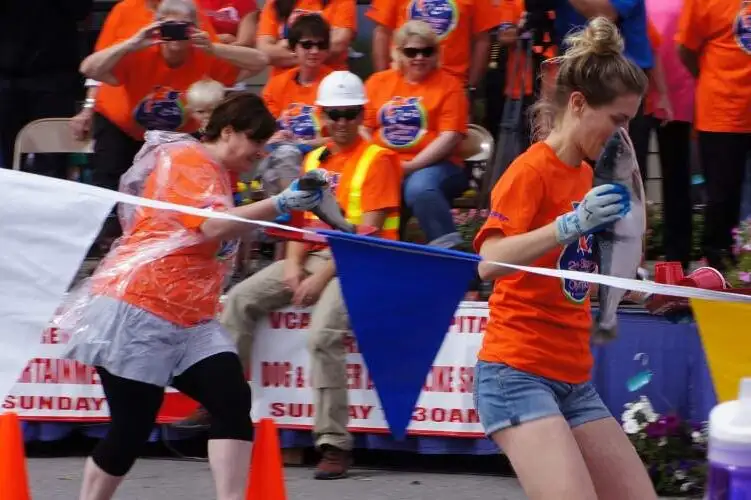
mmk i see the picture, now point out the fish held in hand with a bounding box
[298,169,357,234]
[592,128,647,344]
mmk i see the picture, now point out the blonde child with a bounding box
[186,78,227,135]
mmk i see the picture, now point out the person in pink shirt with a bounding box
[646,0,695,271]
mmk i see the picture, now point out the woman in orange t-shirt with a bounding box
[60,93,325,500]
[261,14,334,155]
[256,0,356,78]
[676,0,751,270]
[364,20,469,248]
[473,18,657,499]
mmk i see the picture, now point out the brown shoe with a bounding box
[314,445,350,480]
[170,406,211,430]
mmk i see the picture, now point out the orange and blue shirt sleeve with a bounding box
[473,161,544,251]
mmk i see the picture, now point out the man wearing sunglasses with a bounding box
[185,71,403,480]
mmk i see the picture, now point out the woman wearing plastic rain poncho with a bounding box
[56,92,326,500]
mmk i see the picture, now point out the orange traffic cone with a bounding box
[0,412,31,500]
[246,418,286,500]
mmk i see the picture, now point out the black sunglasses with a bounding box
[324,107,363,121]
[299,40,329,50]
[402,46,436,58]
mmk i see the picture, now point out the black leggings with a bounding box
[92,352,252,477]
[697,131,751,269]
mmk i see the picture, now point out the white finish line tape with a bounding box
[3,168,749,304]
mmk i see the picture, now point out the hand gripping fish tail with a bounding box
[592,127,647,344]
[298,168,357,234]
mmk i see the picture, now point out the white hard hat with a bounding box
[316,71,368,107]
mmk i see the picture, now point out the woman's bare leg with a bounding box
[78,458,123,500]
[491,415,598,500]
[208,439,253,500]
[572,417,658,500]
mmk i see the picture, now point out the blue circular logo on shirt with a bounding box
[734,2,751,54]
[407,0,459,40]
[557,203,598,303]
[378,96,426,148]
[134,87,186,131]
[278,103,320,140]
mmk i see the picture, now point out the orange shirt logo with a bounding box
[734,1,751,54]
[557,202,597,303]
[278,103,321,140]
[377,96,427,149]
[407,0,459,40]
[134,86,187,132]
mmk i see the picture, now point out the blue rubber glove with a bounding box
[271,179,323,214]
[555,183,631,245]
[274,212,292,224]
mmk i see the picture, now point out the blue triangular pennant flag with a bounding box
[319,230,480,440]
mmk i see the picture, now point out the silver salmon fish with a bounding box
[297,170,357,233]
[591,127,647,344]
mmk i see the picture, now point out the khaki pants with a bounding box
[220,251,353,451]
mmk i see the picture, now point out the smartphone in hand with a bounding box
[159,21,192,41]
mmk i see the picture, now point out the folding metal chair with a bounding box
[12,118,94,171]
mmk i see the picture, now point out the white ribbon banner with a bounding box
[1,168,750,405]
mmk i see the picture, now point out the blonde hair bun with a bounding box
[565,16,624,58]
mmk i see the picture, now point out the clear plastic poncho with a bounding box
[54,130,238,341]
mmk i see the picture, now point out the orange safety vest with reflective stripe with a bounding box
[302,144,400,240]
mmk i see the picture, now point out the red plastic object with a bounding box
[644,263,741,317]
[685,266,728,289]
[654,261,684,285]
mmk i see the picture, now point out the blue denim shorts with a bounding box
[473,360,612,437]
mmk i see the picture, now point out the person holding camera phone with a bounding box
[78,0,269,251]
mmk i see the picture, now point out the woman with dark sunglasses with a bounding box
[261,14,334,156]
[256,0,356,78]
[363,20,470,249]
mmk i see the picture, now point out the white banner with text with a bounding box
[7,302,488,438]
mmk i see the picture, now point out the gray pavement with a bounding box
[29,457,527,499]
[28,458,693,499]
